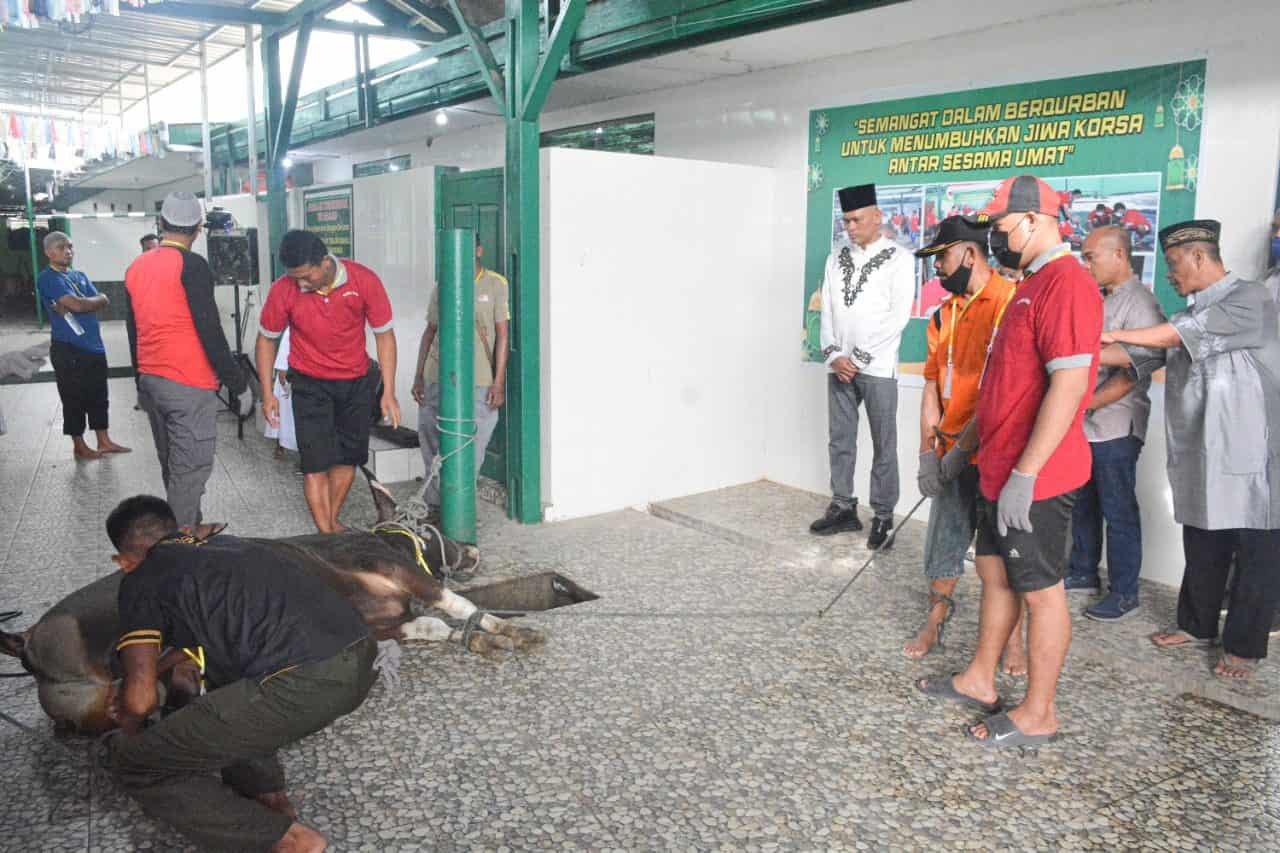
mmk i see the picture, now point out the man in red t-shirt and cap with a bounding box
[917,175,1101,749]
[256,230,400,533]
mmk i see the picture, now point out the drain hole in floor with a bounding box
[458,572,599,612]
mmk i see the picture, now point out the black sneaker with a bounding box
[809,502,863,536]
[867,517,893,550]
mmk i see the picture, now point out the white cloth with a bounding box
[819,236,916,379]
[264,329,297,451]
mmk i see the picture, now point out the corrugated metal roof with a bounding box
[0,1,297,117]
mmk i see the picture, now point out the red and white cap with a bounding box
[967,175,1059,223]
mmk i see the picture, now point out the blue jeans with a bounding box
[1069,435,1143,598]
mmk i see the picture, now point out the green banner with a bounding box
[803,60,1206,365]
[303,184,354,259]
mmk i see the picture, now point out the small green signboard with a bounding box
[353,155,411,179]
[303,184,354,259]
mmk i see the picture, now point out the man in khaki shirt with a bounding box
[412,242,510,513]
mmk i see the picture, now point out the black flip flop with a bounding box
[916,673,1002,715]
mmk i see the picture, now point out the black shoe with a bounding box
[867,517,894,550]
[809,502,863,536]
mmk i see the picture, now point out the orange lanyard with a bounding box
[942,282,988,398]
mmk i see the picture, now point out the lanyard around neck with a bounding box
[54,268,86,298]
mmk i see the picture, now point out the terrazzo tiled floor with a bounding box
[2,377,1278,851]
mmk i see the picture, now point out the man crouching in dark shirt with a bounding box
[104,495,375,853]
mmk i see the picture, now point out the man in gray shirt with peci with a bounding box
[1067,226,1165,621]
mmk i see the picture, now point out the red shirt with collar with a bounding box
[259,258,394,380]
[975,253,1102,502]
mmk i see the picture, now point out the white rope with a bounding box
[421,413,477,496]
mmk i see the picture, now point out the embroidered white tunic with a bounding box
[818,236,917,379]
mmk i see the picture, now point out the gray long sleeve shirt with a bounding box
[1127,273,1280,530]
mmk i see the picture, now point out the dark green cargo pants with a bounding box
[109,636,376,851]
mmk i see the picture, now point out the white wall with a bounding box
[66,217,155,283]
[300,0,1279,584]
[540,148,776,520]
[350,168,435,428]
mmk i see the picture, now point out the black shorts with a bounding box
[288,364,379,474]
[974,489,1079,593]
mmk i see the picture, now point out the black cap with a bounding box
[1158,219,1221,251]
[914,215,991,258]
[837,184,877,213]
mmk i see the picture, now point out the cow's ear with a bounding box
[362,466,398,524]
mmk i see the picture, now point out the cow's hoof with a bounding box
[495,623,546,649]
[468,633,514,660]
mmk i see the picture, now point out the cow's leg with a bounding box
[433,588,546,650]
[396,614,514,659]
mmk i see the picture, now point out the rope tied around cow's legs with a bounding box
[459,610,487,654]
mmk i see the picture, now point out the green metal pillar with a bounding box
[22,156,43,328]
[262,33,287,278]
[439,228,477,544]
[503,0,542,523]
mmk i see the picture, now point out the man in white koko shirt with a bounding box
[811,182,916,549]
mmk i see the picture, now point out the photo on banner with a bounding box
[802,60,1206,367]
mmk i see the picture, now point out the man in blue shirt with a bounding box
[35,231,130,460]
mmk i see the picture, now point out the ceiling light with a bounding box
[282,156,293,168]
[595,127,603,135]
[435,111,448,126]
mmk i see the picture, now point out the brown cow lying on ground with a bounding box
[0,478,543,734]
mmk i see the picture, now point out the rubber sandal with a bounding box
[1150,626,1216,652]
[965,711,1060,749]
[1214,652,1259,682]
[916,673,1002,715]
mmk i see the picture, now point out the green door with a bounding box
[436,167,508,491]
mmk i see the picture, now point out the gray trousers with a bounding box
[418,383,501,507]
[138,373,218,528]
[110,637,375,852]
[827,373,899,520]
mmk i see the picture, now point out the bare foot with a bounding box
[1001,637,1028,677]
[904,594,953,660]
[256,791,299,818]
[903,630,934,660]
[940,671,1000,709]
[1214,653,1257,680]
[74,444,103,461]
[97,441,132,454]
[272,822,326,853]
[274,445,285,459]
[1151,630,1207,649]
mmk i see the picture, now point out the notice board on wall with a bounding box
[303,184,354,259]
[803,60,1206,366]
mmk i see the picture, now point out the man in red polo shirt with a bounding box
[256,230,399,533]
[916,175,1101,749]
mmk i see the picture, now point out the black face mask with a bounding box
[940,254,973,296]
[988,221,1028,270]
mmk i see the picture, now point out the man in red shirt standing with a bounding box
[916,176,1101,749]
[256,230,400,533]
